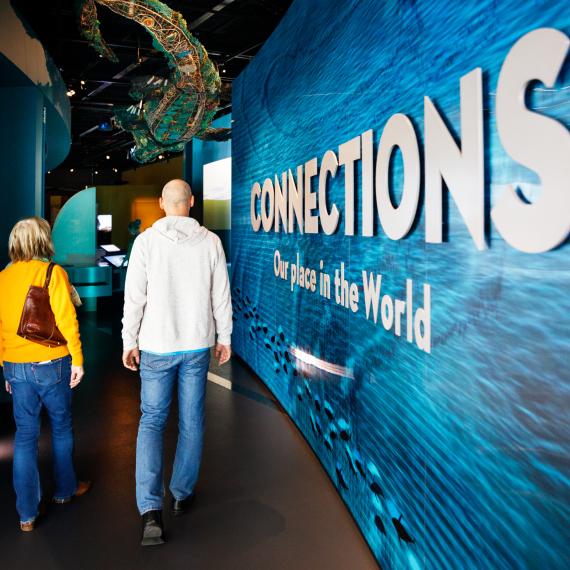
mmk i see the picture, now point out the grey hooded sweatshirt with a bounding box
[122,216,232,353]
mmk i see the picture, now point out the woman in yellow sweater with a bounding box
[0,217,91,532]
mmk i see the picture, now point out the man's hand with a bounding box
[123,348,141,371]
[5,381,11,395]
[70,366,84,389]
[214,343,231,366]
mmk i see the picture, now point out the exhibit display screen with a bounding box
[231,0,569,567]
[100,243,120,253]
[104,254,127,268]
[97,214,112,232]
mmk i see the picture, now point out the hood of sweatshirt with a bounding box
[152,216,209,246]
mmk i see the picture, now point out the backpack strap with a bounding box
[44,262,56,289]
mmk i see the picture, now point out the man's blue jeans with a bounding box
[3,356,77,523]
[136,349,210,514]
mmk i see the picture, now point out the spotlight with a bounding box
[95,170,98,174]
[113,167,118,173]
[158,154,164,160]
[47,171,51,174]
[106,155,110,160]
[80,80,86,85]
[222,69,226,74]
[70,168,74,173]
[66,89,75,97]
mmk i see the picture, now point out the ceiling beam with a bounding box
[59,38,254,61]
[82,57,149,100]
[188,0,236,30]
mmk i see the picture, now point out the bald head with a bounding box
[160,179,194,216]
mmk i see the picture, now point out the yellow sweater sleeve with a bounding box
[49,265,83,366]
[0,316,4,367]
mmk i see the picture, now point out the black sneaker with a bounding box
[141,510,165,546]
[172,492,196,517]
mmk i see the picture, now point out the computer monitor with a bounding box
[100,244,121,253]
[104,254,127,268]
[97,214,112,232]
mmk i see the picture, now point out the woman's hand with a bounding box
[5,381,11,395]
[70,366,84,388]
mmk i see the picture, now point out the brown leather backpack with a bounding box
[17,262,68,348]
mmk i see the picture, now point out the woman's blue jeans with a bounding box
[3,356,77,523]
[136,350,210,515]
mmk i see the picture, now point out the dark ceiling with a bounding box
[12,0,292,180]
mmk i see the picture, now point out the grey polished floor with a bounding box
[0,313,377,569]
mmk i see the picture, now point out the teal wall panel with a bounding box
[52,187,97,264]
[0,85,44,267]
[0,2,71,265]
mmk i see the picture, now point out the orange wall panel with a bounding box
[131,198,164,232]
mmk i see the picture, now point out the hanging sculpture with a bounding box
[77,0,231,163]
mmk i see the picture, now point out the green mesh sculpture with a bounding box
[77,0,231,163]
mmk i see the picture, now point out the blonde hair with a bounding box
[8,217,55,262]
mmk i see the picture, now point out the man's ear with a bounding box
[159,197,165,211]
[190,195,195,208]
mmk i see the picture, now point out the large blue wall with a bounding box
[231,1,569,567]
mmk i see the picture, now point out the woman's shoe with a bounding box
[20,519,35,532]
[19,501,45,531]
[52,480,92,504]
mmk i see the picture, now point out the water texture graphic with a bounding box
[231,1,570,567]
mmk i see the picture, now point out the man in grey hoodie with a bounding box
[122,179,232,546]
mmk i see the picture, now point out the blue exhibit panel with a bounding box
[231,1,569,568]
[52,187,97,265]
[189,114,231,201]
[185,114,232,256]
